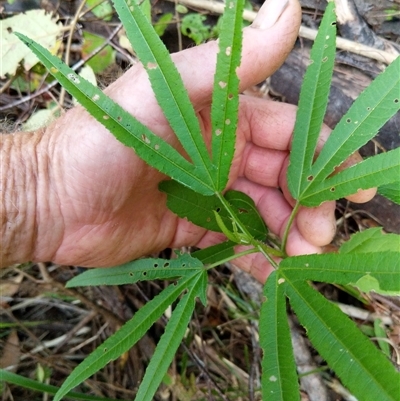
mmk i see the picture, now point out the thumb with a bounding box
[172,0,302,108]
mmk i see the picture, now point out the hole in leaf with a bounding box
[307,175,313,181]
[331,21,337,26]
[103,348,107,352]
[330,187,335,192]
[278,278,285,284]
[215,129,222,136]
[269,376,277,382]
[395,99,399,103]
[103,115,109,120]
[228,93,234,100]
[322,56,328,62]
[7,27,12,33]
[117,116,122,122]
[367,107,371,111]
[67,73,80,83]
[219,81,227,88]
[129,272,133,276]
[238,208,248,214]
[147,62,157,70]
[141,134,151,144]
[182,263,186,267]
[215,207,221,213]
[346,118,351,123]
[164,262,170,268]
[225,47,232,56]
[92,94,100,101]
[154,144,160,150]
[326,35,330,39]
[142,271,147,276]
[154,263,158,268]
[225,119,231,125]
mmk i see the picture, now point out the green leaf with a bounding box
[159,180,268,240]
[339,227,400,254]
[260,272,299,400]
[134,270,207,401]
[112,0,215,186]
[15,33,214,195]
[287,1,336,199]
[54,273,202,401]
[192,240,236,265]
[306,56,400,193]
[86,0,113,21]
[284,279,400,401]
[82,31,115,73]
[211,0,244,191]
[154,13,173,37]
[301,147,400,205]
[0,369,119,401]
[280,252,400,293]
[379,182,400,204]
[66,253,204,287]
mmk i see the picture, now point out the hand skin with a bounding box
[0,0,375,282]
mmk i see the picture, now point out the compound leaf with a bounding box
[211,0,244,190]
[287,1,336,199]
[260,272,299,400]
[15,33,214,195]
[306,56,400,194]
[339,227,400,254]
[285,279,400,401]
[66,253,204,287]
[112,0,215,186]
[134,270,207,401]
[280,252,400,294]
[301,147,400,205]
[54,273,202,401]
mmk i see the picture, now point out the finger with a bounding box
[334,152,377,203]
[296,201,337,247]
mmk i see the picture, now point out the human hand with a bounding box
[35,0,374,282]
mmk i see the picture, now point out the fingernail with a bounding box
[251,0,289,30]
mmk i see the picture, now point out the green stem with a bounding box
[281,201,301,255]
[215,192,281,269]
[206,247,259,269]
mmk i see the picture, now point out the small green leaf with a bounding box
[280,252,400,293]
[86,0,113,21]
[66,253,204,287]
[15,33,214,195]
[301,147,400,205]
[154,13,173,37]
[112,0,215,186]
[159,180,267,240]
[287,1,336,199]
[82,31,115,73]
[211,0,244,190]
[181,14,214,45]
[379,182,400,204]
[54,273,201,401]
[260,272,299,400]
[134,270,207,401]
[285,279,400,401]
[373,319,391,358]
[339,228,400,254]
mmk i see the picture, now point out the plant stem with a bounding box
[206,247,259,269]
[281,201,301,255]
[215,192,281,269]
